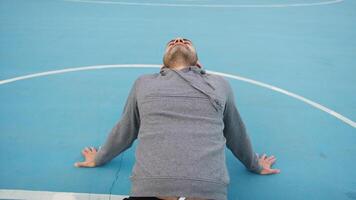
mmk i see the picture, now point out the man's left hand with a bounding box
[74,147,98,168]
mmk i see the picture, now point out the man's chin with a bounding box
[169,45,190,54]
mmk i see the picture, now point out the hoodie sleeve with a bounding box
[94,80,140,166]
[223,82,262,174]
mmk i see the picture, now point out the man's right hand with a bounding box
[74,147,98,168]
[258,154,281,175]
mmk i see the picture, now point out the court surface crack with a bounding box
[109,153,125,200]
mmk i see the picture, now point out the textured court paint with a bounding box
[64,0,344,8]
[0,189,127,200]
[0,64,354,128]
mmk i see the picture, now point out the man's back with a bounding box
[131,67,230,199]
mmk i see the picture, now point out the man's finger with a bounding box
[74,162,87,168]
[261,168,281,175]
[266,155,275,161]
[269,168,281,174]
[75,161,96,168]
[90,147,97,153]
[83,147,90,153]
[261,154,267,160]
[269,158,277,165]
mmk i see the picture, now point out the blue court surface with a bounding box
[1,0,355,199]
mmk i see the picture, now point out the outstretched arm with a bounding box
[223,82,280,175]
[75,80,141,168]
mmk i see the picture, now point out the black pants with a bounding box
[123,197,162,200]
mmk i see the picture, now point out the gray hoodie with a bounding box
[94,66,262,200]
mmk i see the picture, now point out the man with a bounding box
[75,38,280,200]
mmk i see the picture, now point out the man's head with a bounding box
[163,37,199,69]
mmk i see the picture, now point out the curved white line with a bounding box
[0,64,354,128]
[0,64,158,85]
[64,0,344,8]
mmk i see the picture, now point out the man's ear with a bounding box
[196,60,203,68]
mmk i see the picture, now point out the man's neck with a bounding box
[169,61,191,70]
[170,65,189,71]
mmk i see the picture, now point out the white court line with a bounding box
[0,64,354,128]
[64,0,344,8]
[0,189,127,200]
